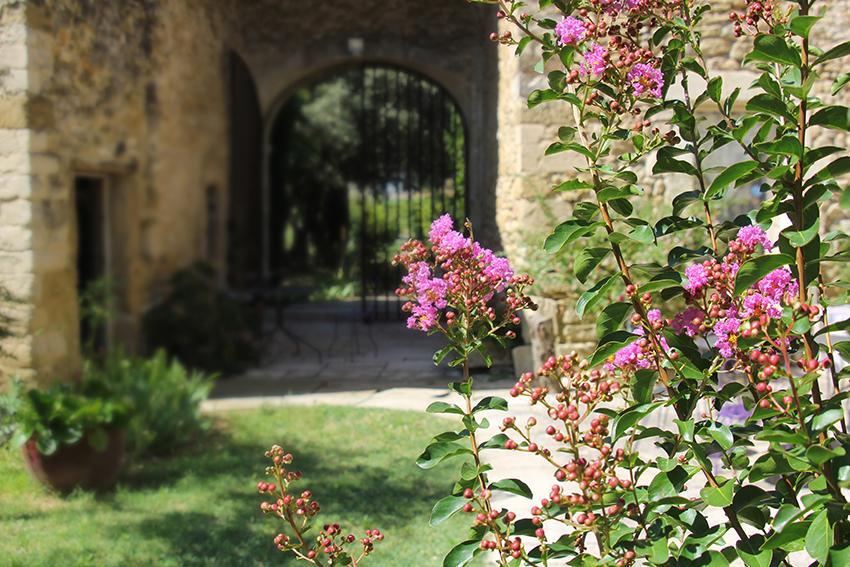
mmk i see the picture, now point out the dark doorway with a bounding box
[268,65,468,320]
[75,176,107,353]
[227,51,264,288]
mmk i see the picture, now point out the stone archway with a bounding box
[263,63,468,320]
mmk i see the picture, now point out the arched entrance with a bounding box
[266,64,467,320]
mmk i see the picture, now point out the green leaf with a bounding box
[814,40,850,67]
[705,161,760,200]
[553,179,593,192]
[805,510,833,564]
[596,302,631,338]
[811,408,844,432]
[674,418,695,443]
[416,441,471,469]
[829,544,850,566]
[833,73,850,96]
[471,396,508,413]
[653,147,698,176]
[790,15,822,39]
[763,521,810,551]
[700,477,734,507]
[478,433,508,450]
[786,217,820,247]
[611,402,664,441]
[809,156,850,185]
[631,369,657,405]
[544,220,601,253]
[449,381,472,397]
[707,76,723,103]
[442,539,479,567]
[746,94,795,122]
[734,254,794,295]
[672,190,703,216]
[707,423,734,451]
[748,34,801,67]
[430,495,468,526]
[626,225,655,245]
[426,402,465,415]
[810,106,850,131]
[574,247,610,284]
[527,89,559,108]
[806,445,846,465]
[773,504,804,532]
[737,543,772,567]
[576,275,620,320]
[489,478,532,499]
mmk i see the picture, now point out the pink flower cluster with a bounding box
[555,16,588,45]
[581,43,609,77]
[604,309,670,373]
[627,63,664,98]
[606,225,801,373]
[395,215,530,333]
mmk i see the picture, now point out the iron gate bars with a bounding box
[269,64,467,321]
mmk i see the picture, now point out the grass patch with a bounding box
[0,405,469,566]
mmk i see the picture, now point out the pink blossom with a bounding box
[736,225,772,252]
[402,262,448,331]
[398,215,524,334]
[741,292,782,320]
[601,0,645,12]
[428,214,467,254]
[605,340,654,372]
[684,264,709,295]
[756,267,797,301]
[713,317,741,358]
[627,63,664,98]
[580,43,608,77]
[647,309,663,325]
[555,16,588,45]
[671,307,706,337]
[428,214,454,243]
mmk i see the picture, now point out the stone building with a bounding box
[0,0,849,381]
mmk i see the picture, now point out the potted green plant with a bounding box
[1,380,128,493]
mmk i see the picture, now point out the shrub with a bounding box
[143,263,260,374]
[257,444,385,565]
[398,1,850,565]
[84,350,214,458]
[0,380,127,456]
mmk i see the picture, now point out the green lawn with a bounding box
[0,406,470,566]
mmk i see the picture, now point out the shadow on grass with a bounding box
[107,416,451,564]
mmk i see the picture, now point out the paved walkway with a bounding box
[210,300,514,399]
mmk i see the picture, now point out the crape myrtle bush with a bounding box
[257,445,384,566]
[259,0,850,563]
[398,0,850,565]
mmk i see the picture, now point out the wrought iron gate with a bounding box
[268,64,468,321]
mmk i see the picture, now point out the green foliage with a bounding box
[83,350,214,459]
[143,263,260,375]
[0,380,127,456]
[430,0,850,565]
[0,406,472,566]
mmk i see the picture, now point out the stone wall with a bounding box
[1,0,229,381]
[0,0,498,381]
[495,1,850,372]
[0,0,37,379]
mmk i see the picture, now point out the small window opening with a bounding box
[75,176,108,355]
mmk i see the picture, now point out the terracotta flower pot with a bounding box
[22,428,126,493]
